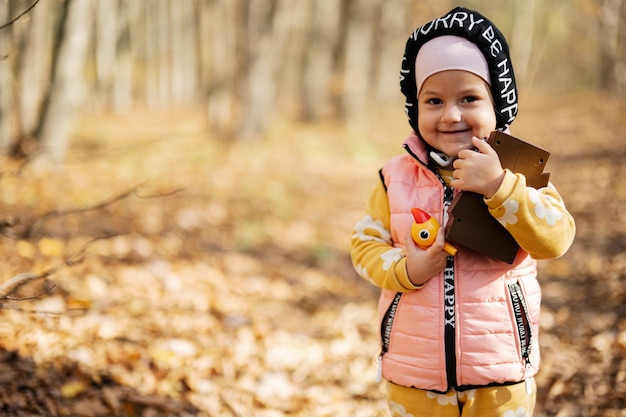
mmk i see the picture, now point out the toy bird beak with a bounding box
[411,208,431,223]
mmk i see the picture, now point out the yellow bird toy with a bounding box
[410,208,457,256]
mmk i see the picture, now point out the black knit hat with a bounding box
[400,7,518,134]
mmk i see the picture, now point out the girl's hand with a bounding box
[405,229,448,286]
[451,137,505,198]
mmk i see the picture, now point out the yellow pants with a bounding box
[387,379,536,417]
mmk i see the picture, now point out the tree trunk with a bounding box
[615,0,626,96]
[342,0,378,129]
[94,0,118,110]
[112,0,136,112]
[35,0,93,163]
[17,0,53,138]
[599,0,624,91]
[510,0,535,89]
[0,3,18,151]
[170,0,197,105]
[239,0,278,139]
[269,0,311,121]
[302,0,342,121]
[373,0,409,104]
[205,0,241,138]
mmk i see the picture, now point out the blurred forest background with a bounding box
[0,0,624,159]
[0,0,624,416]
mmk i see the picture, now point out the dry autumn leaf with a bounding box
[16,240,36,259]
[61,380,88,398]
[38,237,65,258]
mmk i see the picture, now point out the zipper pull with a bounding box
[430,151,454,167]
[375,355,383,383]
[524,362,532,395]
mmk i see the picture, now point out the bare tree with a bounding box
[303,0,342,121]
[599,0,626,93]
[94,0,119,110]
[373,0,411,103]
[17,0,52,136]
[35,0,93,163]
[509,0,536,88]
[341,0,378,129]
[0,4,19,152]
[170,0,198,105]
[205,0,242,138]
[620,0,626,94]
[239,0,279,139]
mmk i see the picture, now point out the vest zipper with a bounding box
[442,184,456,390]
[508,281,533,394]
[377,292,402,382]
[403,143,457,390]
[430,168,457,390]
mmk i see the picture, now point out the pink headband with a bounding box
[415,35,491,97]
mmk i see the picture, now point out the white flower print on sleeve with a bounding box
[354,264,375,284]
[352,215,392,243]
[381,248,404,271]
[496,198,519,227]
[529,188,563,226]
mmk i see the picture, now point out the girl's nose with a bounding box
[441,104,462,122]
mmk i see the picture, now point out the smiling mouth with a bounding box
[441,129,471,135]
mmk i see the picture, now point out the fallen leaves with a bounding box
[0,247,387,416]
[0,95,624,416]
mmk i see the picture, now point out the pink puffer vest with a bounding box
[378,132,541,392]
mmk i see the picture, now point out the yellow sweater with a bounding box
[351,166,576,293]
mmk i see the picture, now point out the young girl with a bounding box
[350,7,575,416]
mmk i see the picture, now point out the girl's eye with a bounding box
[427,98,442,105]
[462,96,478,103]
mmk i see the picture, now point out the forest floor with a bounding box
[0,93,624,417]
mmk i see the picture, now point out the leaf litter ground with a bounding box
[0,95,624,416]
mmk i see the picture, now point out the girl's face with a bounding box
[417,70,497,158]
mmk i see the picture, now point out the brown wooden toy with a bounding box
[444,131,551,263]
